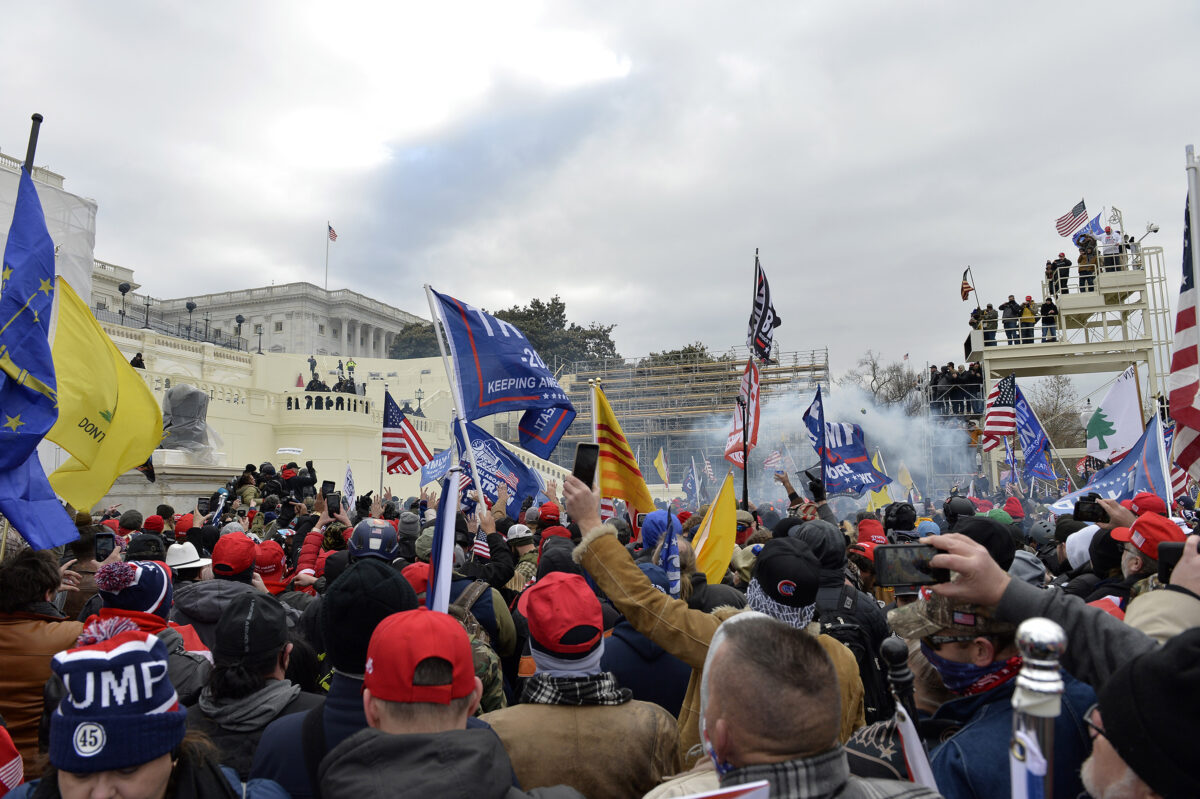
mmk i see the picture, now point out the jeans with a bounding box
[1003,320,1018,343]
[984,329,996,347]
[1042,322,1057,342]
[1020,321,1034,344]
[1080,272,1095,292]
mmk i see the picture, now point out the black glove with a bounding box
[808,477,826,503]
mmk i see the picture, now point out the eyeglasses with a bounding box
[921,634,978,649]
[1084,704,1108,742]
[735,523,751,531]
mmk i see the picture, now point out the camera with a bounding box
[1073,492,1109,524]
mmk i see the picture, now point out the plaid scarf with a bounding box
[521,672,632,707]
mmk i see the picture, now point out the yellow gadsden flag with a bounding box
[865,452,894,512]
[46,279,162,510]
[692,471,737,584]
[593,385,655,515]
[653,447,669,487]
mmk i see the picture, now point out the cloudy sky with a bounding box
[1,1,1197,380]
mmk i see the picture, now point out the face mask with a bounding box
[700,718,733,777]
[921,641,1022,696]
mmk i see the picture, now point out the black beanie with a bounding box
[772,516,802,539]
[954,516,1016,570]
[1054,517,1088,544]
[321,559,418,673]
[1099,627,1200,798]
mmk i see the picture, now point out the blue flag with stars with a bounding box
[431,288,576,458]
[0,169,76,549]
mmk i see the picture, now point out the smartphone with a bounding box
[321,480,335,497]
[635,513,648,528]
[1158,542,1185,583]
[327,492,341,511]
[572,443,600,487]
[196,496,211,514]
[1073,493,1109,524]
[94,531,116,562]
[874,544,951,587]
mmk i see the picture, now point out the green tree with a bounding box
[1086,408,1117,449]
[387,296,621,368]
[387,321,440,359]
[638,342,733,369]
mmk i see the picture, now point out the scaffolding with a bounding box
[494,347,830,476]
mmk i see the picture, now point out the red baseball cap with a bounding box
[212,532,257,577]
[255,541,288,593]
[174,513,195,535]
[539,502,560,523]
[364,610,474,704]
[849,541,877,563]
[1111,513,1184,560]
[1130,492,1167,517]
[401,562,430,596]
[101,518,119,533]
[856,519,887,546]
[518,572,602,659]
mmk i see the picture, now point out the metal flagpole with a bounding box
[1010,619,1067,799]
[739,393,750,510]
[324,221,330,291]
[380,384,388,497]
[424,285,486,516]
[1188,146,1200,325]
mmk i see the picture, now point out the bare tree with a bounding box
[1025,374,1085,449]
[839,350,923,415]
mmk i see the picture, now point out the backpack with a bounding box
[819,585,893,724]
[448,579,492,647]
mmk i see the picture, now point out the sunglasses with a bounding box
[1084,704,1108,742]
[921,634,979,649]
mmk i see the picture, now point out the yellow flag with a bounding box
[46,280,162,510]
[653,447,669,487]
[692,471,737,584]
[865,452,893,512]
[593,385,655,515]
[896,461,917,501]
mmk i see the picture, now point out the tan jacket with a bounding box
[0,611,83,774]
[482,699,680,799]
[1124,587,1200,645]
[573,524,865,768]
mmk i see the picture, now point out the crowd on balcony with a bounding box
[926,362,983,416]
[969,295,1059,346]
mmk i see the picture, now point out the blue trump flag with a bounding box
[681,460,699,506]
[420,448,454,486]
[657,524,681,598]
[803,389,891,497]
[453,419,544,519]
[1049,414,1173,513]
[431,288,576,459]
[1013,384,1056,480]
[0,168,75,549]
[1072,213,1104,246]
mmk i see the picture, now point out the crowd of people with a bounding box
[0,459,1198,799]
[926,363,984,417]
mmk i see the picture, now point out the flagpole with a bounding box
[23,113,43,174]
[968,266,980,311]
[1188,146,1200,347]
[380,384,388,497]
[424,285,486,517]
[324,220,330,291]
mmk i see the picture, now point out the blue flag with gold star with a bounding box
[0,168,75,549]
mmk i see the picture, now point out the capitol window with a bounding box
[274,321,283,332]
[319,324,326,335]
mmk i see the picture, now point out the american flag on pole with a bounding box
[763,451,783,469]
[382,391,434,475]
[1163,423,1190,498]
[703,458,714,481]
[1170,192,1200,481]
[960,268,973,302]
[981,374,1017,451]
[600,497,615,521]
[471,528,490,559]
[1056,199,1088,236]
[328,224,338,242]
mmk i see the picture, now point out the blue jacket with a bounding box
[601,620,690,718]
[250,671,505,798]
[929,672,1095,799]
[9,766,288,798]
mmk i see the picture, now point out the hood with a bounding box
[791,519,846,571]
[320,727,516,799]
[607,620,667,661]
[196,679,301,732]
[536,536,580,580]
[171,579,258,623]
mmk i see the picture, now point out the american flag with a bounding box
[1170,194,1200,481]
[600,497,615,521]
[960,268,973,302]
[382,391,433,475]
[703,458,714,481]
[1163,423,1190,498]
[763,450,783,468]
[981,374,1017,451]
[1056,199,1088,236]
[471,528,490,559]
[328,224,338,242]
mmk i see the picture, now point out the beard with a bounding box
[1081,754,1146,799]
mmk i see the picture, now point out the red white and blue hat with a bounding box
[49,631,187,773]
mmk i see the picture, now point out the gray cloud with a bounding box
[1,0,1196,375]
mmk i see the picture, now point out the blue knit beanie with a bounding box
[96,561,173,620]
[916,520,941,536]
[50,631,187,773]
[640,510,681,551]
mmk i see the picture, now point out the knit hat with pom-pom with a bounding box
[96,561,173,620]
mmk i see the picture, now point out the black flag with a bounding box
[746,252,782,361]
